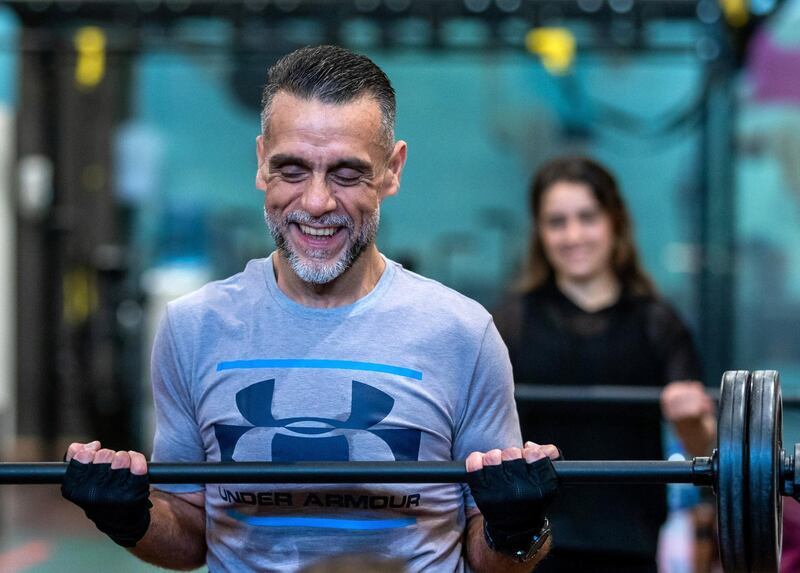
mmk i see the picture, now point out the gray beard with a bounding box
[264,206,380,284]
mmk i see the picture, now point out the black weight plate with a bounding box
[748,370,783,572]
[717,370,750,573]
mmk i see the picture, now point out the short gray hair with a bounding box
[260,45,396,151]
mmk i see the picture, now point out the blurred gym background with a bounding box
[0,0,798,570]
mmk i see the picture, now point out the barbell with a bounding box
[514,381,800,406]
[0,369,796,573]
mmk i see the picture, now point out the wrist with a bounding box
[483,517,551,562]
[89,502,152,547]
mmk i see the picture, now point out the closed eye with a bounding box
[269,154,311,182]
[330,169,363,186]
[279,168,308,182]
[578,208,601,223]
[543,215,566,229]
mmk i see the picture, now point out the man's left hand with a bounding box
[466,442,560,556]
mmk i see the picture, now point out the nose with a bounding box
[563,218,584,244]
[300,175,337,216]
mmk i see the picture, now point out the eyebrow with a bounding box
[329,158,373,174]
[268,154,312,170]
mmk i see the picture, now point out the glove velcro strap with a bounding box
[87,499,153,547]
[484,518,546,553]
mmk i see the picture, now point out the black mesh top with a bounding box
[492,278,702,557]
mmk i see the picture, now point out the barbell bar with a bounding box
[0,459,713,485]
[0,370,795,573]
[514,382,800,406]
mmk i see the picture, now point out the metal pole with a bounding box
[515,384,666,404]
[515,384,800,407]
[0,459,709,486]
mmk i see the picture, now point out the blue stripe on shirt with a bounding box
[216,359,423,380]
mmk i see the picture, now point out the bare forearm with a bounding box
[672,414,716,457]
[465,514,550,573]
[129,491,207,570]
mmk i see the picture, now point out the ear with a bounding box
[255,135,268,193]
[379,140,407,200]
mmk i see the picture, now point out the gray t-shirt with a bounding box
[151,255,521,572]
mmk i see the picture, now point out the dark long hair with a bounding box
[518,156,657,297]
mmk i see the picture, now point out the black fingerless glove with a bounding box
[467,457,559,554]
[61,460,152,547]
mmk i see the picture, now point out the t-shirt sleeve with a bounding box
[453,319,523,508]
[646,301,703,383]
[150,307,206,493]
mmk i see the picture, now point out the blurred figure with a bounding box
[493,156,716,572]
[782,499,800,573]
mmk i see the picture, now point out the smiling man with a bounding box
[60,45,560,573]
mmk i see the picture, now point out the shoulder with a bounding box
[490,292,526,339]
[491,284,552,323]
[164,258,268,328]
[631,294,694,343]
[492,292,525,318]
[387,261,493,334]
[634,295,686,326]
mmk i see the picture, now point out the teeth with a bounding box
[299,224,337,237]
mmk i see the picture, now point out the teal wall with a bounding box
[5,7,800,432]
[0,7,18,107]
[128,35,705,316]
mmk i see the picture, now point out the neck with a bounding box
[555,271,621,312]
[272,246,385,308]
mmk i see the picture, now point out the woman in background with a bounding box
[493,156,716,572]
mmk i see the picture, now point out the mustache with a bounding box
[284,211,353,229]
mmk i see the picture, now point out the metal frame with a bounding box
[4,0,749,452]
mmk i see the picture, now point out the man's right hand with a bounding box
[61,441,152,547]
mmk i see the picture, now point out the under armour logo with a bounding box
[214,379,422,463]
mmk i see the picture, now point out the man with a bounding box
[62,45,559,572]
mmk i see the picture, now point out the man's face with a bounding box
[256,92,405,284]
